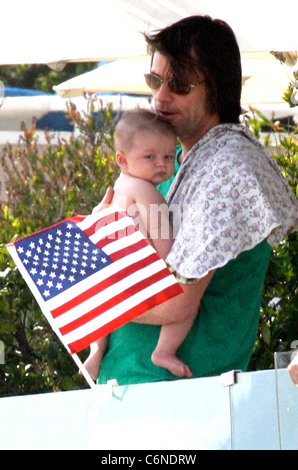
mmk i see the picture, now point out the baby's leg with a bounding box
[83,336,109,381]
[151,316,195,378]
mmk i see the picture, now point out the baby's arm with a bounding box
[126,178,174,260]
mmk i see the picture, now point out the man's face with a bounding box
[150,52,219,152]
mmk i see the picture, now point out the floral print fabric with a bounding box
[166,124,298,280]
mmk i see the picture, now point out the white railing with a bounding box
[0,366,297,450]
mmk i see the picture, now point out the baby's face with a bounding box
[123,130,176,185]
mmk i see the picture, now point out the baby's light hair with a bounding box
[115,108,175,153]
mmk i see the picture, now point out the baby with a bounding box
[84,108,195,381]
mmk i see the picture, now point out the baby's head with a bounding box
[114,108,176,185]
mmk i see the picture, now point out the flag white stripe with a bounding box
[75,207,123,231]
[63,275,177,345]
[54,258,167,328]
[46,244,156,310]
[102,230,144,255]
[75,208,135,240]
[88,217,136,245]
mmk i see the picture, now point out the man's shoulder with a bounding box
[191,124,266,171]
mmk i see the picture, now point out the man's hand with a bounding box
[92,187,114,213]
[288,352,298,388]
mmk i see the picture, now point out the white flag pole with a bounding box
[6,244,96,389]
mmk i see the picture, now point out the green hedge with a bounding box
[0,98,119,395]
[0,95,297,397]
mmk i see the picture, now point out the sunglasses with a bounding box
[144,72,202,95]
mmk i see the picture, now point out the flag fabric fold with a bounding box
[7,208,183,354]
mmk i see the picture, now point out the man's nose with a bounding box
[154,82,172,102]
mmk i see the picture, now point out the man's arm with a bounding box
[133,269,215,325]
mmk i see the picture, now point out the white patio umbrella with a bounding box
[241,59,295,105]
[241,75,290,105]
[53,57,295,107]
[0,0,297,67]
[53,58,152,98]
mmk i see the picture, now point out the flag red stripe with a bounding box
[69,215,86,225]
[59,267,172,336]
[82,211,127,238]
[68,283,184,353]
[107,239,149,262]
[51,252,161,318]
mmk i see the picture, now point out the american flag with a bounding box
[7,208,183,354]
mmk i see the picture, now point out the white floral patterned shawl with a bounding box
[166,124,298,280]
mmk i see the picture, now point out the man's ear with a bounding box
[116,151,128,170]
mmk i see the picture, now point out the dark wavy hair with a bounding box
[144,15,242,124]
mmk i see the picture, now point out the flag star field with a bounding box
[15,221,112,301]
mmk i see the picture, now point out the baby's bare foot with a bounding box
[151,350,193,378]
